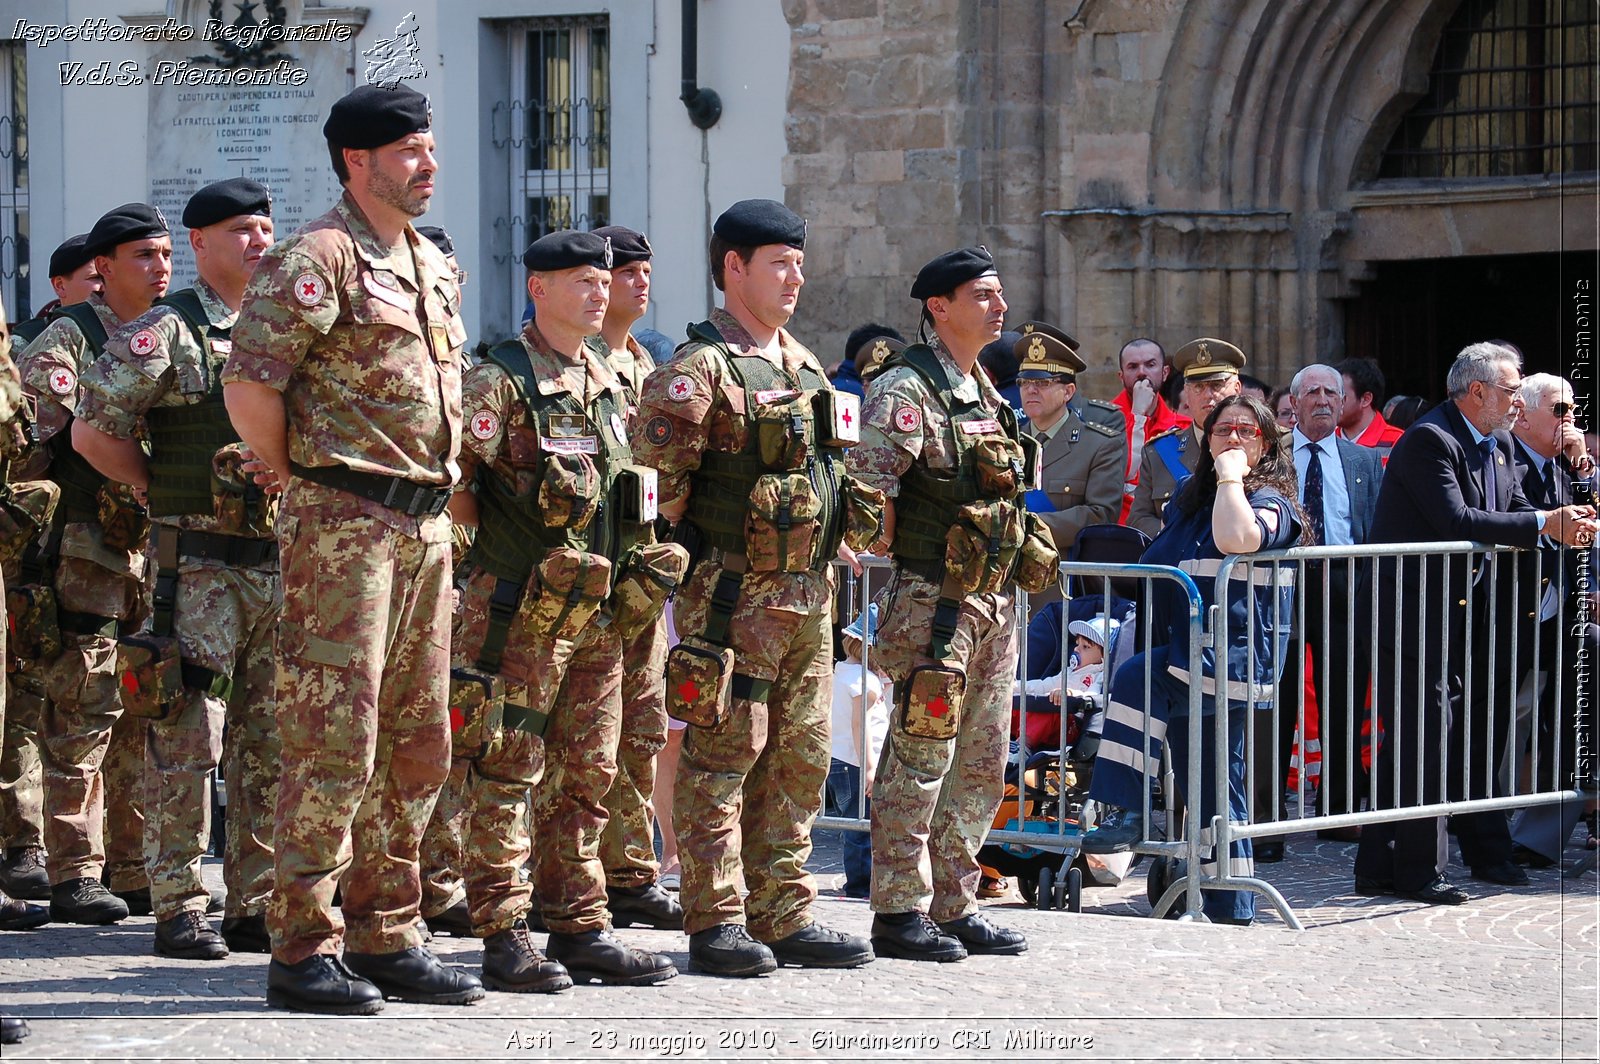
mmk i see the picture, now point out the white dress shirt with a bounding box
[1293,428,1352,546]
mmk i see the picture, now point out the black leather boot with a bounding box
[763,922,873,968]
[266,954,384,1015]
[869,911,967,962]
[49,877,128,925]
[686,923,778,977]
[343,945,487,1005]
[482,920,573,994]
[155,910,229,960]
[545,929,676,986]
[0,887,49,931]
[221,914,272,953]
[937,912,1028,955]
[607,882,684,930]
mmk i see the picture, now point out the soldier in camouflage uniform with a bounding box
[18,203,173,927]
[848,246,1045,962]
[74,179,283,961]
[222,84,483,1014]
[591,225,682,931]
[448,229,676,990]
[630,200,874,977]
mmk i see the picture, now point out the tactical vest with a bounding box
[469,337,637,587]
[682,320,844,566]
[9,316,48,349]
[45,303,113,523]
[885,342,1026,568]
[143,289,243,519]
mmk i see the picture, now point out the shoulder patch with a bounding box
[1147,425,1184,444]
[47,366,77,395]
[469,409,500,441]
[644,414,673,446]
[893,405,922,433]
[1083,419,1120,438]
[667,374,695,402]
[292,272,327,307]
[128,328,161,357]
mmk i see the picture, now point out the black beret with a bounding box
[713,199,806,249]
[416,226,454,258]
[910,246,996,301]
[323,84,432,150]
[84,203,170,257]
[593,225,652,266]
[182,178,272,229]
[522,230,613,272]
[48,234,94,279]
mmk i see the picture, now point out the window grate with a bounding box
[0,41,29,322]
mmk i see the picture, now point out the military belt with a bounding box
[175,530,278,568]
[56,609,118,638]
[290,462,452,519]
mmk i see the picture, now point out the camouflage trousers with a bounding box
[103,709,148,893]
[419,755,469,919]
[268,498,452,964]
[1,667,46,850]
[144,556,281,920]
[672,560,832,940]
[868,572,1015,922]
[600,613,667,889]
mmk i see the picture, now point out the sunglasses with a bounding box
[1553,401,1573,416]
[1210,423,1263,440]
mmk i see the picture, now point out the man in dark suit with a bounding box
[1353,343,1596,905]
[1254,365,1383,857]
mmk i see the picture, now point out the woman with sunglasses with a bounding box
[1082,394,1308,925]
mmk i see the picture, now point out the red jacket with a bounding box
[1341,410,1404,465]
[1115,391,1191,523]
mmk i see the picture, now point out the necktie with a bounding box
[1544,461,1558,505]
[1480,438,1498,507]
[1303,441,1326,545]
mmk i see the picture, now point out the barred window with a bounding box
[0,41,28,321]
[1379,0,1597,179]
[493,15,610,317]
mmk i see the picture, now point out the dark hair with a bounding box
[1239,373,1272,398]
[1175,395,1311,544]
[978,331,1023,388]
[1160,365,1185,410]
[708,234,755,291]
[1120,336,1166,366]
[1268,385,1294,414]
[328,142,352,184]
[844,322,904,365]
[1333,357,1386,408]
[1385,394,1431,430]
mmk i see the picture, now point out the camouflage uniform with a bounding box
[630,308,834,941]
[846,335,1019,923]
[17,296,151,888]
[101,708,148,894]
[76,278,281,921]
[0,302,24,851]
[419,756,469,920]
[222,192,464,964]
[0,669,45,854]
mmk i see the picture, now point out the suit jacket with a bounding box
[1028,401,1126,554]
[1127,424,1200,538]
[1510,437,1591,622]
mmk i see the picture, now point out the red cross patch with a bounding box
[293,272,326,307]
[667,375,695,402]
[893,405,921,433]
[48,367,77,395]
[677,679,700,703]
[469,410,500,441]
[129,328,159,356]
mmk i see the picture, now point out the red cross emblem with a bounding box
[449,706,465,733]
[293,272,326,306]
[677,679,700,703]
[469,410,500,441]
[842,407,854,427]
[926,695,950,718]
[668,375,695,402]
[130,328,158,355]
[894,406,921,433]
[48,368,76,395]
[121,671,140,695]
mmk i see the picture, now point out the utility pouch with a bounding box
[610,541,690,641]
[840,475,886,553]
[943,500,1026,595]
[211,443,277,537]
[538,452,600,531]
[812,390,860,447]
[448,666,505,759]
[0,396,38,462]
[899,662,966,741]
[746,472,822,573]
[614,465,660,524]
[752,392,811,471]
[666,634,735,728]
[1013,511,1062,594]
[5,584,62,663]
[117,634,183,720]
[97,483,151,551]
[0,480,58,563]
[971,435,1026,499]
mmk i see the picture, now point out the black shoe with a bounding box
[267,954,385,1015]
[1,1015,29,1044]
[343,945,486,1005]
[424,899,476,938]
[50,877,128,925]
[546,929,676,986]
[206,889,225,915]
[1510,844,1555,869]
[762,923,873,968]
[0,847,50,901]
[686,923,778,977]
[607,882,685,930]
[1081,807,1144,853]
[155,910,229,960]
[481,920,573,994]
[936,912,1027,956]
[1353,875,1394,896]
[1471,860,1531,887]
[113,886,153,917]
[221,914,272,954]
[1397,876,1469,905]
[0,888,50,931]
[869,911,967,963]
[1253,840,1285,863]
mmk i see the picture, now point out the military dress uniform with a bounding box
[78,239,282,957]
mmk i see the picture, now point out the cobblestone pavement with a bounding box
[2,825,1596,1062]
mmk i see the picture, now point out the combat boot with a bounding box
[686,923,778,977]
[49,877,129,925]
[607,882,684,930]
[481,920,573,994]
[266,954,384,1015]
[937,912,1027,956]
[154,910,229,960]
[869,911,967,963]
[763,922,873,968]
[0,847,50,901]
[343,945,487,1005]
[0,888,49,931]
[112,886,154,917]
[546,929,677,986]
[221,914,272,953]
[1,1016,29,1044]
[424,898,475,937]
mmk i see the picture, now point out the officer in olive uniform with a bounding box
[1014,321,1125,606]
[1126,339,1247,538]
